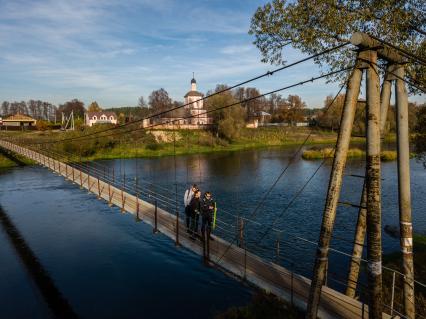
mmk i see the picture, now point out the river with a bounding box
[0,145,425,318]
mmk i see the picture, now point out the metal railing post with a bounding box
[390,271,396,317]
[175,210,180,246]
[238,218,244,248]
[291,262,294,307]
[153,199,158,233]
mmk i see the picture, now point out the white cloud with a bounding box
[220,45,253,55]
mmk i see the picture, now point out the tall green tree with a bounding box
[148,88,172,116]
[87,101,102,112]
[205,85,246,141]
[414,104,426,168]
[58,99,85,119]
[249,0,425,93]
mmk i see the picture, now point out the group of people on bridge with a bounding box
[184,184,216,241]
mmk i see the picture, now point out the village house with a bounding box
[85,111,118,127]
[0,113,37,130]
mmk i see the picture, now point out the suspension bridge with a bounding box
[1,32,425,319]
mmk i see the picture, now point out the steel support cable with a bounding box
[255,155,329,245]
[16,147,426,302]
[33,146,181,210]
[366,33,426,66]
[57,161,234,231]
[32,145,239,233]
[357,57,426,93]
[25,67,354,147]
[213,70,352,265]
[6,139,426,290]
[24,68,350,262]
[34,144,182,205]
[21,43,350,146]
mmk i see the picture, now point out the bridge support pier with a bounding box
[306,58,363,319]
[395,64,415,319]
[346,64,393,298]
[365,49,383,319]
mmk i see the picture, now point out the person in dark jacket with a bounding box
[189,190,201,238]
[201,191,216,241]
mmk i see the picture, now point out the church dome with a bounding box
[191,77,196,84]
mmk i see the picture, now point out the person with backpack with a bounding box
[183,184,197,233]
[201,191,216,242]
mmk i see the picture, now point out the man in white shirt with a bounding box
[184,184,197,232]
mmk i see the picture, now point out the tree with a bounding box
[58,99,85,118]
[233,87,263,117]
[317,94,345,131]
[249,1,425,93]
[138,96,147,108]
[87,101,102,112]
[148,88,172,116]
[27,100,38,118]
[205,84,246,140]
[1,101,10,116]
[285,94,306,124]
[414,104,426,168]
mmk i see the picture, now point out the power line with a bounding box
[367,33,426,66]
[253,81,348,246]
[357,57,426,93]
[213,70,353,265]
[24,43,350,145]
[24,67,353,146]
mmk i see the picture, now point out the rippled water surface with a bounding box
[0,145,425,318]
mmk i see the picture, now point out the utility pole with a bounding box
[395,64,415,319]
[306,58,363,319]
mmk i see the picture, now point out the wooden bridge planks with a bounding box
[0,140,375,319]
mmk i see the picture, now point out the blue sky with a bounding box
[0,0,424,108]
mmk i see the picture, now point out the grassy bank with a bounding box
[0,151,35,169]
[215,291,304,319]
[302,147,408,161]
[2,127,372,162]
[382,234,426,317]
[0,154,17,168]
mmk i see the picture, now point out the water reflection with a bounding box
[98,147,426,288]
[0,205,78,318]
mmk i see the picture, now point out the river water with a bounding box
[0,145,425,318]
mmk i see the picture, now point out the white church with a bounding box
[183,76,211,125]
[147,75,212,128]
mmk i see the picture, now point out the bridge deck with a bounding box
[0,140,374,319]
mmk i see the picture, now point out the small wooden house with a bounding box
[1,113,37,130]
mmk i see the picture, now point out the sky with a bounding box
[0,0,424,109]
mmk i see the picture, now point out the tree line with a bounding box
[0,99,106,123]
[137,87,307,121]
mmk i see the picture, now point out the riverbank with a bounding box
[1,127,376,162]
[302,147,402,161]
[0,154,17,168]
[0,152,35,169]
